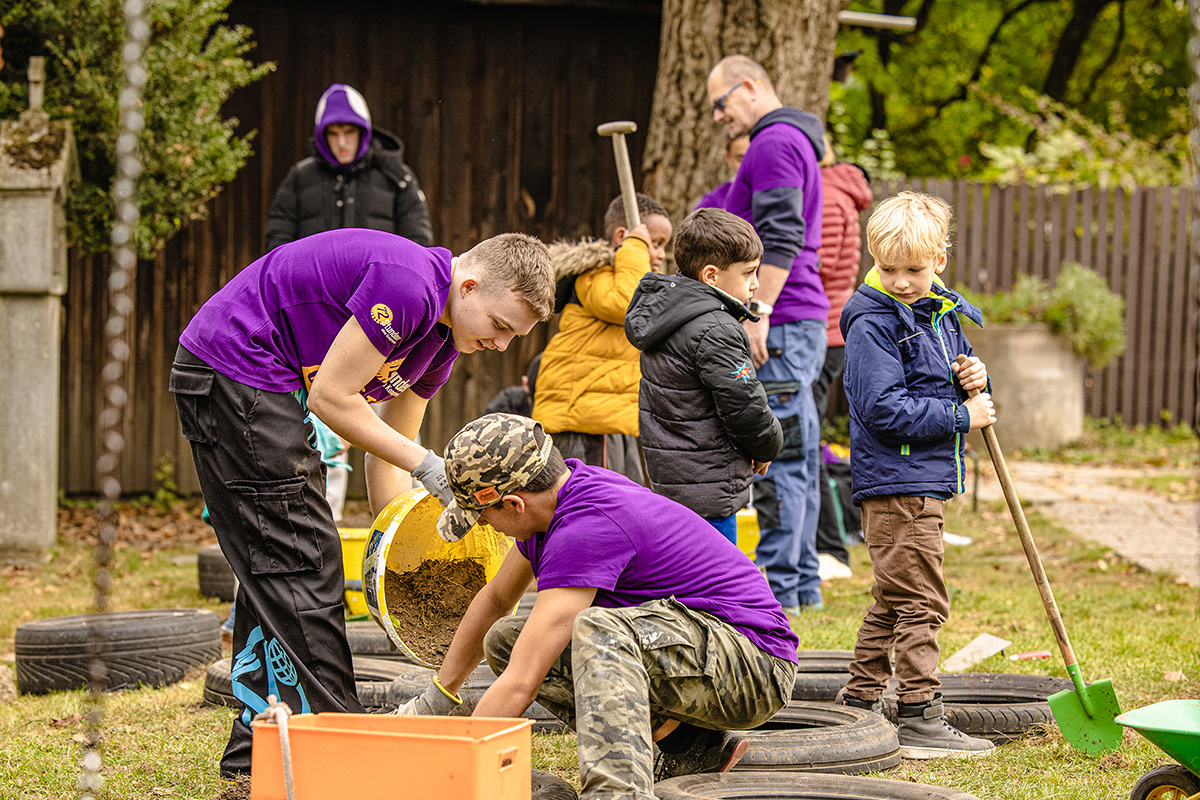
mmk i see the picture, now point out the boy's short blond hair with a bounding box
[866,192,952,268]
[460,233,556,321]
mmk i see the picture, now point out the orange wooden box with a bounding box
[250,714,533,800]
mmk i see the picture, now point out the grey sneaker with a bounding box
[654,729,750,781]
[835,687,884,715]
[896,695,995,759]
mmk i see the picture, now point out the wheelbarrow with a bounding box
[1116,699,1200,800]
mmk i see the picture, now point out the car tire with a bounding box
[344,620,417,664]
[197,544,236,601]
[795,650,853,674]
[16,609,221,694]
[386,661,568,732]
[880,673,1073,743]
[531,768,577,800]
[737,701,899,774]
[791,672,849,702]
[654,772,983,799]
[202,655,414,712]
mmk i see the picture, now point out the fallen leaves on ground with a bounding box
[57,502,214,552]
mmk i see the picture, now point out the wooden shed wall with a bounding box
[60,1,662,495]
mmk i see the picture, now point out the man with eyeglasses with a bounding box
[705,55,829,616]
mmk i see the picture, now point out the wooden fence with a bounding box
[867,179,1197,431]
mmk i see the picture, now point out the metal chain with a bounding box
[78,1,149,797]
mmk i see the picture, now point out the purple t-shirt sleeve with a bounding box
[346,261,438,357]
[410,343,459,399]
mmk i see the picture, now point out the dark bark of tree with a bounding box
[642,0,848,223]
[1042,0,1117,102]
[866,0,932,132]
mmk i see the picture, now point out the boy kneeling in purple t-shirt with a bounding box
[397,413,799,796]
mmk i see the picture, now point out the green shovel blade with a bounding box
[1048,677,1124,755]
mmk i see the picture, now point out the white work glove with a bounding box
[394,678,465,716]
[412,450,453,506]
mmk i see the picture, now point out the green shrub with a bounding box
[0,0,273,258]
[961,263,1125,369]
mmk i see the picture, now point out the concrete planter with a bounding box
[965,323,1085,453]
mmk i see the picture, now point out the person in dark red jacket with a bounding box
[814,153,873,573]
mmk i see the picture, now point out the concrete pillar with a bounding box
[0,57,78,554]
[966,323,1086,453]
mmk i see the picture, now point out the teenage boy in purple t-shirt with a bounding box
[396,413,798,797]
[170,229,553,780]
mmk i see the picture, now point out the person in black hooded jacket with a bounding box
[264,83,432,253]
[626,208,782,544]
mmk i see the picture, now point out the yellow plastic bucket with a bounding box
[736,508,760,559]
[362,488,511,669]
[340,527,371,616]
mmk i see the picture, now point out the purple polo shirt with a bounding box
[180,228,458,402]
[723,108,829,325]
[516,460,799,662]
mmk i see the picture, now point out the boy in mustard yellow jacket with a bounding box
[533,193,673,483]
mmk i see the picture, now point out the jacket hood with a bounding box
[548,238,614,281]
[843,268,983,337]
[314,83,374,168]
[626,273,755,351]
[823,163,872,211]
[752,107,825,161]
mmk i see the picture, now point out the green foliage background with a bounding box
[831,0,1190,183]
[960,264,1127,369]
[0,0,273,258]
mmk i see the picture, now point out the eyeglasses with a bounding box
[711,82,745,113]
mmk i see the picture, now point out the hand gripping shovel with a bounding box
[957,354,1122,754]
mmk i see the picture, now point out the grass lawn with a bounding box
[1,494,1197,799]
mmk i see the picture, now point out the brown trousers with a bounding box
[845,495,950,705]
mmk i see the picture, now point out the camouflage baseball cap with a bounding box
[436,413,555,542]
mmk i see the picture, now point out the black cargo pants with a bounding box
[170,346,363,778]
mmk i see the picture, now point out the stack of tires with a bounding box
[658,648,1072,798]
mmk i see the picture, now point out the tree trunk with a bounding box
[1042,0,1116,103]
[642,0,847,223]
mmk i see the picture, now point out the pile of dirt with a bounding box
[383,558,486,665]
[56,500,215,551]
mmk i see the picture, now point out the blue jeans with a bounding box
[707,513,738,544]
[753,319,826,607]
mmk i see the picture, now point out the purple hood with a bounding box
[313,83,373,168]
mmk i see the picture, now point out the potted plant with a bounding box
[958,263,1125,451]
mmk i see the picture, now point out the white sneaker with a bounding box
[818,553,853,580]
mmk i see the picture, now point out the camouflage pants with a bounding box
[484,598,796,800]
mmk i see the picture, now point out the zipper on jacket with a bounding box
[930,304,964,494]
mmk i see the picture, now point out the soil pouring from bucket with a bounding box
[383,558,486,665]
[362,488,511,669]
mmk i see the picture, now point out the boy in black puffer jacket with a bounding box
[626,208,782,543]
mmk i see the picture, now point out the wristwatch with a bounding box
[748,299,774,317]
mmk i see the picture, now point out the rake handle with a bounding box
[956,355,1081,675]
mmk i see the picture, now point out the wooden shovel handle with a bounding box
[597,122,640,230]
[956,354,1079,669]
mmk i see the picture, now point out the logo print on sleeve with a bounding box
[731,361,753,384]
[370,303,401,344]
